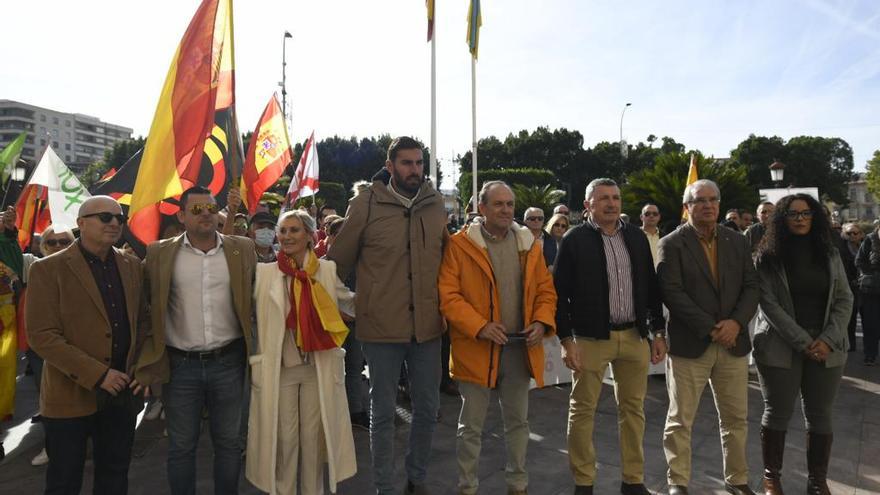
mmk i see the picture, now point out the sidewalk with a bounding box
[2,345,879,494]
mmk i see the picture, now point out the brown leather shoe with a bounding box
[724,483,756,495]
[668,485,688,495]
[621,482,652,495]
[574,486,593,495]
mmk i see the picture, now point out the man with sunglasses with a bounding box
[640,204,662,268]
[26,196,146,494]
[134,185,256,495]
[656,180,759,495]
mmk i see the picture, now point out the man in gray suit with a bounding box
[656,179,760,495]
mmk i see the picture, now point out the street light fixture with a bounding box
[619,102,632,158]
[769,160,785,187]
[281,30,293,123]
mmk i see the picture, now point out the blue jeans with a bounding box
[164,342,245,495]
[362,338,441,494]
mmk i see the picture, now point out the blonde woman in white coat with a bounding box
[246,209,357,494]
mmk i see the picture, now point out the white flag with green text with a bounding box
[26,146,91,232]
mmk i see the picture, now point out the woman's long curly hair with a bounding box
[756,193,834,265]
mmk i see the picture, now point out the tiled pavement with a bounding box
[2,344,879,494]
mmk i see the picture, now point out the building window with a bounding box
[866,193,874,203]
[52,141,59,148]
[40,115,46,122]
[866,207,874,218]
[65,120,71,127]
[52,129,59,138]
[65,143,71,150]
[52,117,59,125]
[40,138,46,146]
[66,155,72,162]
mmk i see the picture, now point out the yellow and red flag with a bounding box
[14,185,49,251]
[426,0,435,41]
[682,153,699,220]
[127,0,242,243]
[240,93,291,214]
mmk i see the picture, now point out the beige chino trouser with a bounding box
[567,328,649,486]
[663,343,749,486]
[276,364,326,495]
[457,342,532,494]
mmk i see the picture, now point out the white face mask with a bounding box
[254,228,275,248]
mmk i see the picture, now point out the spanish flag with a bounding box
[467,0,481,59]
[240,93,291,214]
[426,0,435,42]
[682,153,699,220]
[14,184,49,251]
[128,0,241,243]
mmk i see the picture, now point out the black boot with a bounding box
[760,427,785,495]
[806,432,833,495]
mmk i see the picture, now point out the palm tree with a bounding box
[622,152,758,233]
[512,183,566,220]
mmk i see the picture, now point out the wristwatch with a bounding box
[653,332,666,340]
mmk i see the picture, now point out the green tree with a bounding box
[457,168,555,209]
[730,134,854,204]
[622,152,758,233]
[82,136,146,187]
[864,149,880,199]
[511,184,565,219]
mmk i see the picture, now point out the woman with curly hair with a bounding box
[753,193,852,495]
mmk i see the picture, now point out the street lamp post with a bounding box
[619,102,632,158]
[769,160,786,188]
[281,31,293,124]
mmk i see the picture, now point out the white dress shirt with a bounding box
[164,233,242,351]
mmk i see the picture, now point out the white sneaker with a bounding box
[31,448,48,466]
[144,399,164,421]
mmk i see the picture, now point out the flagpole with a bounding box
[429,15,438,188]
[470,56,478,214]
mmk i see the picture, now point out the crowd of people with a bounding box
[0,135,873,495]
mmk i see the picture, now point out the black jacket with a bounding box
[541,231,558,266]
[553,221,665,340]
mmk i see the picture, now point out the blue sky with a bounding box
[2,0,877,188]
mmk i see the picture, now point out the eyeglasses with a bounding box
[189,203,219,215]
[44,238,72,247]
[552,223,569,229]
[785,210,813,220]
[642,211,659,217]
[526,216,544,222]
[687,197,720,206]
[81,212,127,224]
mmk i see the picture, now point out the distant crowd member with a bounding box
[658,179,759,495]
[640,203,662,267]
[555,179,665,495]
[856,221,880,366]
[249,211,278,263]
[245,210,356,494]
[553,203,570,218]
[754,194,852,495]
[135,186,256,495]
[544,212,569,269]
[314,214,342,258]
[27,196,145,494]
[723,208,742,232]
[838,222,864,352]
[439,181,556,495]
[328,136,448,495]
[745,202,775,252]
[740,210,753,229]
[522,207,550,264]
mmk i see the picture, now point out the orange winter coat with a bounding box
[438,220,557,388]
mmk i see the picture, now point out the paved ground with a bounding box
[2,337,879,495]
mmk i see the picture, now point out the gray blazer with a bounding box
[657,224,760,358]
[754,250,853,369]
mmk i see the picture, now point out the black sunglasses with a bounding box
[81,212,127,224]
[45,238,72,247]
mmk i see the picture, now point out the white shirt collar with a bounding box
[181,232,224,255]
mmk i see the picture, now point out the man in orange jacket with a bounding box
[438,180,557,495]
